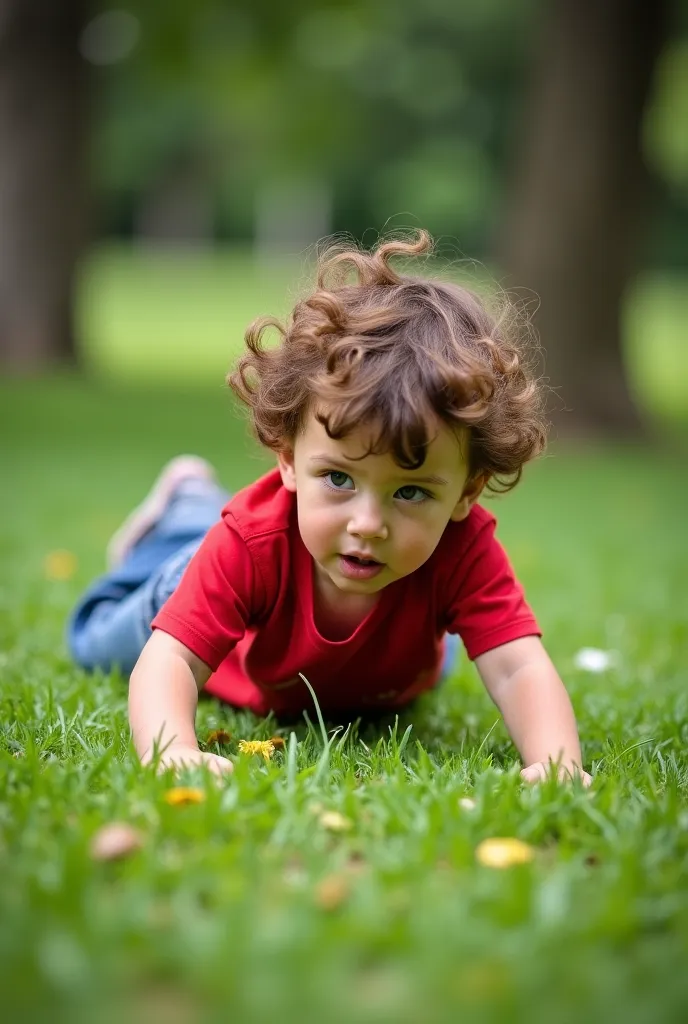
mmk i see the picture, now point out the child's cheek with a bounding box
[298,502,342,554]
[397,520,441,572]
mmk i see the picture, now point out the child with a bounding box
[69,231,591,785]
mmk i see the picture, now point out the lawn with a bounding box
[1,372,687,1024]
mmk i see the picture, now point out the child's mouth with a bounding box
[339,554,384,580]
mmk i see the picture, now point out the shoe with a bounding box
[106,455,217,568]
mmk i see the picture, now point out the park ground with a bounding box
[1,249,687,1023]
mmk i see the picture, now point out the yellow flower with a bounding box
[44,549,77,581]
[164,787,206,806]
[475,837,535,868]
[238,739,274,762]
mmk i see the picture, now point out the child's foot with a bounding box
[107,455,217,568]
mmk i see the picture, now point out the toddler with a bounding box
[69,231,591,785]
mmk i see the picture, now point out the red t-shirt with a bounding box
[152,469,540,716]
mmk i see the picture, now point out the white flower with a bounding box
[573,647,617,673]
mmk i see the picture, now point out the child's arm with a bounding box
[475,635,592,785]
[129,629,233,775]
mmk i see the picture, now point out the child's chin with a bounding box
[333,572,388,594]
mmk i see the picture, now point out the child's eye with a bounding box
[395,485,430,503]
[325,470,354,490]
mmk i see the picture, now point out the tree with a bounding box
[499,0,667,436]
[0,1,90,369]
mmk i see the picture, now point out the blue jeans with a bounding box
[68,480,229,675]
[68,480,461,680]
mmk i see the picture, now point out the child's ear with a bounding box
[277,449,297,492]
[450,473,488,522]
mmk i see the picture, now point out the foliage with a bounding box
[87,0,688,263]
[90,0,541,247]
[1,379,687,1022]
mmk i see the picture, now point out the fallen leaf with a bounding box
[164,787,205,806]
[458,797,476,811]
[90,822,143,861]
[238,739,274,762]
[206,729,231,745]
[269,736,285,750]
[476,837,534,868]
[314,873,349,910]
[44,549,77,581]
[319,810,353,832]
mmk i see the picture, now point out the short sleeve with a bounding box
[151,519,263,670]
[443,517,541,660]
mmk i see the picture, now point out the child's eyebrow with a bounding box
[308,454,448,486]
[403,474,448,486]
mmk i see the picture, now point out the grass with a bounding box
[1,375,687,1023]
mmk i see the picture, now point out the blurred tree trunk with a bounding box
[0,1,90,369]
[499,0,666,436]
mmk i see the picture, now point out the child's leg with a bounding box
[68,458,229,676]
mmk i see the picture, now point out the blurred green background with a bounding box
[0,0,686,432]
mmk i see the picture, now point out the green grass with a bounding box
[77,245,688,425]
[1,378,688,1024]
[76,245,298,384]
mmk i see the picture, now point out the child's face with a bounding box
[278,409,483,599]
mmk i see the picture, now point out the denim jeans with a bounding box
[68,479,461,680]
[67,480,229,675]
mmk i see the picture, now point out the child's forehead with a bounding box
[301,408,469,474]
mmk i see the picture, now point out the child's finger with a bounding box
[521,762,593,786]
[520,764,547,783]
[203,752,234,776]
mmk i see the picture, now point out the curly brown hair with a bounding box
[228,230,546,493]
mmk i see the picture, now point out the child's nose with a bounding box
[346,496,388,540]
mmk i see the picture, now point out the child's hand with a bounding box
[147,742,234,777]
[521,761,592,787]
